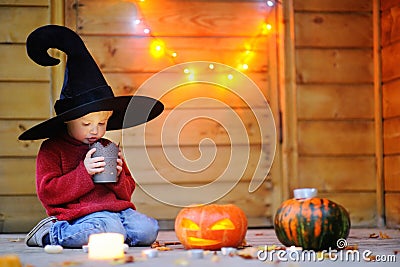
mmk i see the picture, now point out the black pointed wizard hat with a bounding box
[18,25,163,140]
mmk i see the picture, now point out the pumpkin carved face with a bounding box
[175,204,248,250]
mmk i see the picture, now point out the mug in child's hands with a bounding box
[89,141,119,183]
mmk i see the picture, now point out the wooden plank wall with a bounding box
[1,0,396,232]
[64,0,279,229]
[381,0,400,228]
[290,0,377,226]
[0,0,51,232]
[0,0,280,233]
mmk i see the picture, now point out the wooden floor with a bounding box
[0,228,399,266]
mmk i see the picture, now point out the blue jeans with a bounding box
[49,209,159,248]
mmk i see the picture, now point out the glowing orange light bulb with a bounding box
[237,64,249,71]
[262,23,272,34]
[150,40,165,58]
[244,43,252,51]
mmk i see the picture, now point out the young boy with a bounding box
[19,25,164,248]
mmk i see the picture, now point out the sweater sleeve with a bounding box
[36,141,95,206]
[104,160,135,201]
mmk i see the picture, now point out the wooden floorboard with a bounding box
[0,228,399,266]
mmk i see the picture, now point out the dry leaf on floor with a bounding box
[237,247,259,259]
[211,254,220,262]
[174,258,190,266]
[155,246,172,251]
[344,244,359,250]
[364,254,377,262]
[316,251,331,259]
[269,245,286,251]
[151,240,179,250]
[111,256,134,265]
[51,261,82,267]
[8,238,23,242]
[369,233,379,238]
[151,241,162,248]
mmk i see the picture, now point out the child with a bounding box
[19,25,164,248]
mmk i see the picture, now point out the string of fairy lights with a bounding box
[133,0,278,78]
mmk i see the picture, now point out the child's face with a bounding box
[66,111,113,144]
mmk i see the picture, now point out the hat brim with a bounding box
[18,96,164,140]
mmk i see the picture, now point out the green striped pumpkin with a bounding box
[274,197,351,251]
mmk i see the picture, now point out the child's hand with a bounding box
[84,148,105,176]
[116,148,124,177]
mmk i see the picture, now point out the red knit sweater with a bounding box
[36,133,135,221]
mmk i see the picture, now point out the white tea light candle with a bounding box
[88,233,125,260]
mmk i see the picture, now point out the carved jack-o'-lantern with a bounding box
[174,204,248,250]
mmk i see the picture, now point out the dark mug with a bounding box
[89,141,119,183]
